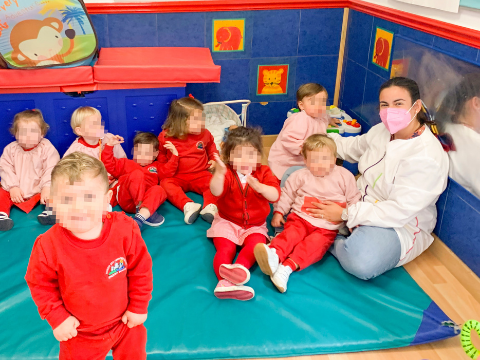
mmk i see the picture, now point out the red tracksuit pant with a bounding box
[59,321,146,360]
[270,213,338,270]
[160,171,215,210]
[0,188,40,215]
[213,234,267,280]
[116,169,166,214]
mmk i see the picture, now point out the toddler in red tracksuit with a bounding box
[102,132,179,230]
[158,97,219,225]
[208,127,280,300]
[25,152,153,360]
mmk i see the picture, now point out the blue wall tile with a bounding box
[397,25,434,47]
[341,59,366,114]
[186,83,206,102]
[206,11,254,60]
[157,13,206,47]
[298,8,343,56]
[360,71,387,128]
[91,14,109,48]
[295,55,338,97]
[252,10,300,58]
[249,57,297,102]
[204,59,250,102]
[108,14,158,47]
[432,36,479,63]
[247,101,296,135]
[345,10,374,67]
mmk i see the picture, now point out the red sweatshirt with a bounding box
[157,130,218,176]
[102,144,178,188]
[25,212,153,332]
[215,165,281,228]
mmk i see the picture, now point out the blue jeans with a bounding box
[329,226,402,280]
[280,165,306,187]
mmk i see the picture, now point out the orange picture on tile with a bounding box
[213,19,245,52]
[372,27,394,71]
[257,64,289,95]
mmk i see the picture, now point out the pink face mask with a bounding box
[379,102,419,134]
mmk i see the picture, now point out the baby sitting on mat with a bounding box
[255,134,361,293]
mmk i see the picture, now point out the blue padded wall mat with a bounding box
[0,194,459,359]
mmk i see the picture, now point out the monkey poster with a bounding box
[0,0,97,69]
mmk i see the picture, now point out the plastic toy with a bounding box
[342,118,362,136]
[287,108,301,117]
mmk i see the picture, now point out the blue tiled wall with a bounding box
[90,9,344,135]
[339,10,480,277]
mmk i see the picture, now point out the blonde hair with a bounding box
[9,109,49,136]
[71,106,101,135]
[297,83,328,104]
[162,97,204,139]
[301,134,337,159]
[51,152,109,193]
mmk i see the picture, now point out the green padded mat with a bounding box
[0,193,458,359]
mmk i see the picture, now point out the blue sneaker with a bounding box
[144,211,165,227]
[133,216,144,230]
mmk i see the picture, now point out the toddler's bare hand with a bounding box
[40,186,50,205]
[122,310,147,328]
[53,316,80,342]
[213,154,227,175]
[246,176,263,193]
[106,135,124,147]
[10,187,24,203]
[271,213,286,228]
[164,141,178,156]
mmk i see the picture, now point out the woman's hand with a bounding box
[308,201,343,222]
[164,141,178,156]
[271,213,285,228]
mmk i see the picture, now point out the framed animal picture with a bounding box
[212,18,245,52]
[372,27,394,71]
[256,64,289,96]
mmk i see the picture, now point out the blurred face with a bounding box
[51,174,112,236]
[76,113,105,141]
[187,109,205,135]
[133,143,159,166]
[298,92,327,119]
[305,147,336,177]
[16,120,43,149]
[230,144,261,175]
[379,86,421,118]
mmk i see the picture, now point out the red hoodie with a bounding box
[102,144,178,188]
[25,212,153,332]
[157,130,218,177]
[215,165,281,228]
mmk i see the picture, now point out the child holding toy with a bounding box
[255,134,360,293]
[64,106,127,192]
[102,132,178,230]
[209,127,281,300]
[0,109,60,230]
[158,97,219,225]
[25,152,153,359]
[268,83,337,186]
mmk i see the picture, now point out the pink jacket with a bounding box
[63,134,127,160]
[268,111,329,180]
[274,166,361,230]
[0,139,60,198]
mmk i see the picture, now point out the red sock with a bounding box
[283,258,298,271]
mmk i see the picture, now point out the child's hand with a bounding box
[164,141,178,156]
[329,117,342,127]
[10,187,24,203]
[106,135,124,147]
[213,154,226,176]
[271,213,286,228]
[40,186,50,205]
[246,176,264,194]
[53,316,80,342]
[122,310,147,328]
[208,160,216,169]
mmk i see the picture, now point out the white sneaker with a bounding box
[183,202,202,224]
[271,264,293,293]
[200,204,218,223]
[254,243,279,276]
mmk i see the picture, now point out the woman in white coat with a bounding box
[309,77,449,280]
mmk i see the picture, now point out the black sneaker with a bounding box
[37,210,56,225]
[0,212,13,231]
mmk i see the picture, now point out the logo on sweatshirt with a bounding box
[196,141,204,150]
[106,257,127,279]
[148,166,157,174]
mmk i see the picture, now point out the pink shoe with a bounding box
[219,264,250,285]
[214,279,254,301]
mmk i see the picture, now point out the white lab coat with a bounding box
[445,123,480,199]
[329,124,449,266]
